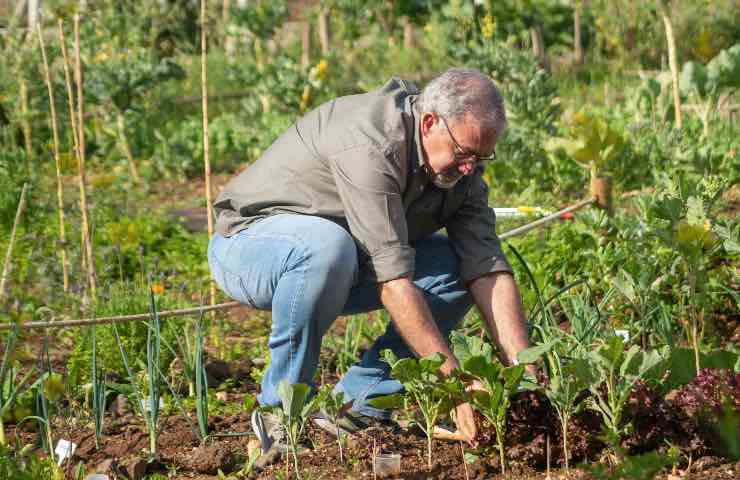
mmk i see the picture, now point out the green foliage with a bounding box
[583,449,678,480]
[583,336,667,459]
[273,381,324,478]
[0,444,63,480]
[453,333,524,474]
[370,350,461,469]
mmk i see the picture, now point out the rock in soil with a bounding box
[205,359,231,385]
[92,458,117,475]
[188,444,238,474]
[109,394,130,418]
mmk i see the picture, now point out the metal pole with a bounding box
[499,197,595,240]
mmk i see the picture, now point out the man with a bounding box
[208,67,532,449]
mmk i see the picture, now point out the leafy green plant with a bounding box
[316,386,353,463]
[370,351,461,470]
[0,327,41,446]
[680,44,740,136]
[519,339,590,472]
[272,381,324,479]
[91,325,106,449]
[452,334,525,475]
[583,336,666,462]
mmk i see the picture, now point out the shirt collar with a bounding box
[409,96,426,172]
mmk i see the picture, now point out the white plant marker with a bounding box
[615,329,630,342]
[55,439,77,465]
[140,397,165,413]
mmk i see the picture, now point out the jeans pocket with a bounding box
[208,238,257,308]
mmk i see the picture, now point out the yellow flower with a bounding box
[316,59,329,80]
[424,23,433,34]
[481,14,496,40]
[152,283,165,295]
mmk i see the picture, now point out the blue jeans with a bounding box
[207,214,472,418]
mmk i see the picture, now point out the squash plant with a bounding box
[370,351,462,470]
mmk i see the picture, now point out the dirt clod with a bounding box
[188,444,238,474]
[123,457,148,480]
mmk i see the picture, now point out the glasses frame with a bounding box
[439,116,496,163]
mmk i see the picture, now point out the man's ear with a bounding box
[420,112,437,137]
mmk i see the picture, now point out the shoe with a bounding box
[251,409,285,452]
[311,410,395,438]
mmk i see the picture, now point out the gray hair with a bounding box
[418,67,507,141]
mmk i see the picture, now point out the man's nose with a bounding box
[459,161,476,175]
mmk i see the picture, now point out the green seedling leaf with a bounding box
[277,381,310,419]
[451,331,493,365]
[462,355,500,382]
[517,340,556,364]
[368,393,405,410]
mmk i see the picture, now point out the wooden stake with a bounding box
[318,9,331,54]
[0,183,29,302]
[58,20,80,163]
[201,0,216,313]
[656,0,683,129]
[301,20,311,70]
[115,111,140,182]
[73,15,97,298]
[573,1,584,65]
[19,79,33,166]
[37,23,70,292]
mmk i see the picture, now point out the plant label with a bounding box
[615,329,630,342]
[55,439,77,465]
[140,397,164,413]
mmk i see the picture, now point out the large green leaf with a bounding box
[680,61,709,97]
[462,355,500,383]
[707,44,740,90]
[451,332,493,366]
[517,339,557,364]
[277,381,310,419]
[368,393,405,410]
[390,358,421,384]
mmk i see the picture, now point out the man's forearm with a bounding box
[379,277,459,374]
[470,272,530,365]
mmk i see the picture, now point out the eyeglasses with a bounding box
[440,116,496,163]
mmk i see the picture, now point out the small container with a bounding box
[373,453,401,478]
[85,475,110,480]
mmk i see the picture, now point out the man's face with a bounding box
[420,112,498,189]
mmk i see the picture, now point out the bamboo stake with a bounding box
[58,20,80,165]
[116,111,140,182]
[656,0,683,129]
[19,79,32,179]
[73,14,97,298]
[0,184,29,302]
[201,0,216,313]
[38,24,71,293]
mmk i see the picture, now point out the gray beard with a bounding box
[429,168,464,189]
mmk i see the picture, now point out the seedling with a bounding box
[273,380,324,479]
[370,351,461,470]
[519,340,590,471]
[458,348,525,475]
[0,327,39,446]
[583,336,666,462]
[91,325,107,450]
[316,386,353,463]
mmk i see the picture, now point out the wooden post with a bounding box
[38,24,70,292]
[530,26,550,72]
[0,184,29,302]
[201,0,216,314]
[19,80,33,161]
[73,15,97,297]
[573,1,584,65]
[590,172,613,216]
[318,8,331,55]
[402,16,414,51]
[301,20,311,70]
[656,0,683,129]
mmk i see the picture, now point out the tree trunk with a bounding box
[318,9,331,55]
[301,20,311,70]
[573,1,584,65]
[530,26,550,72]
[656,0,683,129]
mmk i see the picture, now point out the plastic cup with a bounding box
[373,453,401,477]
[85,475,110,480]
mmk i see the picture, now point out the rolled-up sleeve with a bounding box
[329,144,415,283]
[445,173,512,284]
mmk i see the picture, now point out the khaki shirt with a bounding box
[214,78,511,284]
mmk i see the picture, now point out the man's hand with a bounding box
[454,401,478,446]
